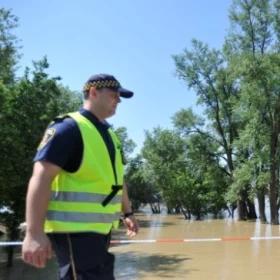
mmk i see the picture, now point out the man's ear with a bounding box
[88,86,98,99]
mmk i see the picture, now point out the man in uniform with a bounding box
[22,74,139,280]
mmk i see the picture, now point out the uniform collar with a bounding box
[79,108,111,129]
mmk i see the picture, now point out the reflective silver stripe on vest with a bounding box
[47,210,121,223]
[50,191,122,204]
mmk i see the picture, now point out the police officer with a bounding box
[22,74,139,280]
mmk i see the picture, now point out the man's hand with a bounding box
[123,215,139,238]
[22,232,52,268]
[22,161,60,268]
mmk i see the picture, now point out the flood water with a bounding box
[1,213,280,279]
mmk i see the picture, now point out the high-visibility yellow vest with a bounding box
[44,111,124,234]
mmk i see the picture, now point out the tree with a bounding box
[0,58,82,266]
[142,128,186,214]
[0,8,19,85]
[125,155,160,212]
[172,0,280,223]
[114,126,136,163]
[186,132,228,219]
[228,0,280,224]
[141,124,228,220]
[173,42,244,218]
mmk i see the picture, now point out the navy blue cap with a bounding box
[83,74,134,98]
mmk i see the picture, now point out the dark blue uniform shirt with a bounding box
[34,109,116,173]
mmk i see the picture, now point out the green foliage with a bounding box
[228,0,274,54]
[172,108,204,135]
[125,155,159,211]
[0,8,19,84]
[114,126,136,163]
[0,58,82,242]
[142,128,186,208]
[173,38,239,179]
[141,126,228,219]
[170,0,280,223]
[227,0,280,224]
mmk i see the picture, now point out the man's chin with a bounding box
[107,109,116,119]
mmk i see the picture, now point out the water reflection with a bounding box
[115,251,194,280]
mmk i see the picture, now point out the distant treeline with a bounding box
[126,0,280,226]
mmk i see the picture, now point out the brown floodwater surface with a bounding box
[1,213,280,279]
[112,214,280,280]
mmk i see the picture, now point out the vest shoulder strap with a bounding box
[49,112,76,125]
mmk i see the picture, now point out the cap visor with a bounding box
[119,88,134,98]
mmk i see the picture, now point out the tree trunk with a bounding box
[149,203,155,213]
[237,190,248,220]
[6,227,19,267]
[257,190,267,223]
[175,205,181,214]
[227,204,236,219]
[149,203,161,214]
[6,246,14,267]
[157,202,161,213]
[269,181,278,224]
[237,200,247,220]
[269,132,279,225]
[180,206,190,220]
[187,209,191,219]
[246,198,257,219]
[194,208,202,220]
[196,213,201,220]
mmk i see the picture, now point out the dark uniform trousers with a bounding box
[48,232,115,280]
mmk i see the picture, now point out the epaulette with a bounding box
[50,114,71,125]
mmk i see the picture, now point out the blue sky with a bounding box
[3,0,232,153]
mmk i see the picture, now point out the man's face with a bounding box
[95,88,121,118]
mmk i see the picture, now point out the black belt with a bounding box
[102,185,123,207]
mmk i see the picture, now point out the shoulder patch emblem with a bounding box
[37,128,56,150]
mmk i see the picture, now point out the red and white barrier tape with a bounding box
[1,236,280,246]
